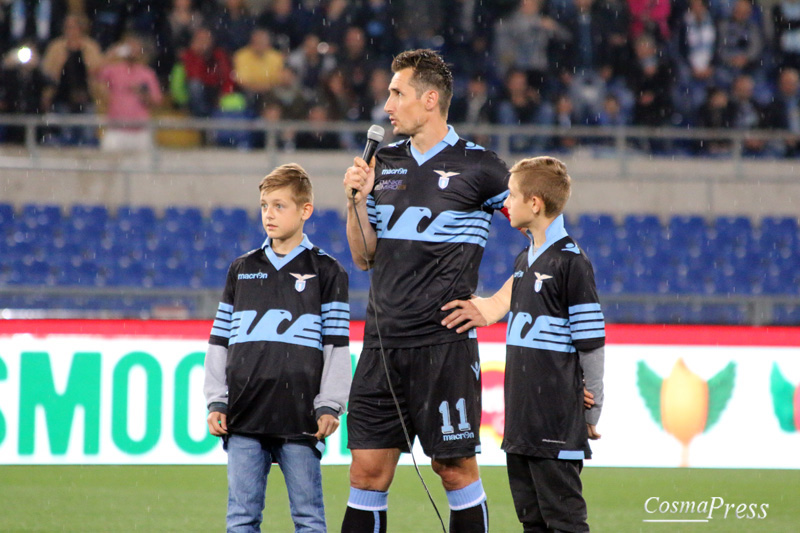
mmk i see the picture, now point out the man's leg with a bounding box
[341,448,401,533]
[275,441,326,533]
[432,455,488,533]
[226,434,271,533]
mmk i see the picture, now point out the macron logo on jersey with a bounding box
[381,168,408,175]
[562,243,581,254]
[238,272,268,280]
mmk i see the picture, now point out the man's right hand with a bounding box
[344,156,375,204]
[207,411,227,436]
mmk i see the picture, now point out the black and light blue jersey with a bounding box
[364,126,509,348]
[208,235,349,437]
[502,215,605,460]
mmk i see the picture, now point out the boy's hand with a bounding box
[441,298,488,333]
[587,424,601,440]
[314,414,339,440]
[584,388,595,409]
[344,156,375,204]
[207,411,227,436]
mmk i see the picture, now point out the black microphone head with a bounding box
[367,125,385,143]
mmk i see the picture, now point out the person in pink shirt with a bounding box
[97,34,163,151]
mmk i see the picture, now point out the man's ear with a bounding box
[424,89,439,112]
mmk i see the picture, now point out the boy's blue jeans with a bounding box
[226,434,326,532]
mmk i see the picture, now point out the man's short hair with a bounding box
[391,49,453,116]
[259,163,313,205]
[510,156,571,217]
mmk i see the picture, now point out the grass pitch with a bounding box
[0,465,797,532]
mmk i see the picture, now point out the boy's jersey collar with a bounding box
[261,234,313,270]
[527,214,568,267]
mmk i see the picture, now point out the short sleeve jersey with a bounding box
[208,235,349,438]
[364,127,509,348]
[502,215,605,460]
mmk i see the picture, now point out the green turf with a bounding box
[0,465,797,532]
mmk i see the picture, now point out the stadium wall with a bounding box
[2,149,799,218]
[1,320,798,469]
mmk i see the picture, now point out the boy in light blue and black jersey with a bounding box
[203,163,351,533]
[442,156,605,533]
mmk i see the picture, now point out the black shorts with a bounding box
[506,453,588,532]
[346,339,482,459]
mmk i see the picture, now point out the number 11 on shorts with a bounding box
[439,398,471,434]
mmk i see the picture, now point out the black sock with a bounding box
[341,507,387,533]
[449,500,489,533]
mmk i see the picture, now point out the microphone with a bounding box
[362,124,384,164]
[353,124,385,198]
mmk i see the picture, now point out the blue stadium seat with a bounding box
[116,205,157,235]
[21,204,62,228]
[70,205,109,229]
[0,203,15,227]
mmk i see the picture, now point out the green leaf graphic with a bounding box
[770,362,796,432]
[636,361,663,428]
[705,362,736,432]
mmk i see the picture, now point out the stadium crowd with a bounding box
[0,0,799,156]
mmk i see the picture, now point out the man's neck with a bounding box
[409,119,450,154]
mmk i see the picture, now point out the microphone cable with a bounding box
[350,190,447,533]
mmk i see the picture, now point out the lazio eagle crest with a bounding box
[534,272,552,292]
[290,273,316,292]
[434,170,460,190]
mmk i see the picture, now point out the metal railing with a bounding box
[1,114,798,180]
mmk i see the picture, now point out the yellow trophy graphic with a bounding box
[637,358,736,466]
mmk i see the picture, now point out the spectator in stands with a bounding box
[596,94,630,126]
[263,66,308,121]
[696,86,736,154]
[561,0,617,125]
[355,0,399,63]
[550,93,581,151]
[492,0,572,95]
[673,0,717,119]
[287,33,337,101]
[40,13,104,145]
[356,67,390,124]
[628,0,671,43]
[729,73,766,155]
[772,0,800,72]
[311,0,356,53]
[97,33,163,152]
[256,0,311,51]
[495,69,553,152]
[208,0,256,54]
[167,0,205,54]
[715,0,765,88]
[0,42,47,143]
[180,26,234,117]
[761,67,800,156]
[449,74,495,148]
[295,104,342,150]
[233,28,284,112]
[314,68,356,122]
[601,0,634,80]
[627,34,674,127]
[336,25,375,97]
[3,0,67,53]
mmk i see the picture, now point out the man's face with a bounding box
[384,68,429,137]
[504,173,534,230]
[260,188,308,242]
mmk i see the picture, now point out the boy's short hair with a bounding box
[391,49,453,117]
[509,156,571,217]
[258,163,313,205]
